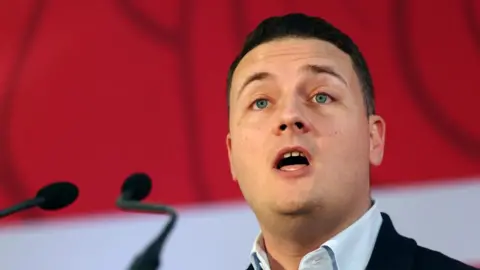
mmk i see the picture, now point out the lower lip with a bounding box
[274,164,312,179]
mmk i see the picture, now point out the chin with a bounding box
[272,199,317,216]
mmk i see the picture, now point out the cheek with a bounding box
[317,116,370,156]
[316,120,370,191]
[310,116,345,138]
[230,133,268,199]
[230,130,265,171]
[233,118,269,149]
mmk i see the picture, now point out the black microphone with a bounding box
[0,181,79,219]
[116,173,178,270]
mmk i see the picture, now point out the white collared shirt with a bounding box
[250,203,383,270]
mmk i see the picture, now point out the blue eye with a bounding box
[313,93,331,104]
[253,99,269,110]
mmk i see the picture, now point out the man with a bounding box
[225,13,477,270]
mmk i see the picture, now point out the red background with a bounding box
[0,0,478,222]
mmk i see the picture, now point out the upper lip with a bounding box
[272,145,312,168]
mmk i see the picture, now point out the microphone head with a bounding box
[121,173,152,201]
[35,182,79,210]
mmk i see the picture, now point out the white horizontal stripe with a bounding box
[0,177,479,270]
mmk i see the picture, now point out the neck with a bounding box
[261,217,327,270]
[259,198,371,270]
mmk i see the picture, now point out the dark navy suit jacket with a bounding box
[246,213,477,270]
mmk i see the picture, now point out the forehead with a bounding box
[231,38,355,91]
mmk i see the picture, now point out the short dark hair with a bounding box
[226,13,375,115]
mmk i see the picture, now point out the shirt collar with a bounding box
[250,202,383,270]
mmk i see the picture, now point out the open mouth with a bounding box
[275,150,310,170]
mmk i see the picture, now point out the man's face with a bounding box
[227,38,385,218]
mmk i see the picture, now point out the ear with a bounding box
[369,115,386,166]
[226,133,237,181]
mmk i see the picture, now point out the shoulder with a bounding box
[368,213,477,270]
[412,245,478,270]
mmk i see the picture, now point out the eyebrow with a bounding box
[300,64,347,86]
[236,64,347,99]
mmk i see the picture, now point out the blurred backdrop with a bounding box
[0,0,479,269]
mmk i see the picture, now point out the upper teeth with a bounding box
[283,151,305,158]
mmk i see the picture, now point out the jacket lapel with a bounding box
[247,213,417,270]
[366,213,417,270]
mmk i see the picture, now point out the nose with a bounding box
[273,102,311,136]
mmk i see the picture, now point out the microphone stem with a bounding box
[0,197,45,218]
[117,199,177,216]
[116,198,178,270]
